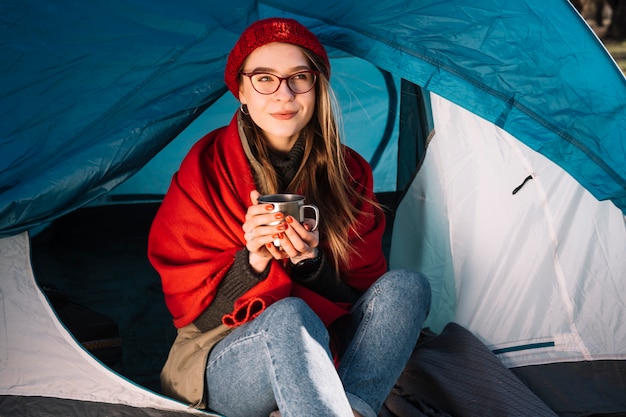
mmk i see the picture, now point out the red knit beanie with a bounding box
[225,17,330,98]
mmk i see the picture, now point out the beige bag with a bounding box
[160,322,231,409]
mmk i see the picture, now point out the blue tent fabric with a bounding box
[282,1,626,206]
[1,0,625,238]
[0,0,237,235]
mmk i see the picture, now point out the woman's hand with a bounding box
[243,190,287,273]
[280,214,319,264]
[242,190,319,273]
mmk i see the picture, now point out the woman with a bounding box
[148,17,431,417]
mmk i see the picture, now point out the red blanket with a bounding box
[148,113,387,329]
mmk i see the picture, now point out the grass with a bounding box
[587,18,626,74]
[605,40,626,73]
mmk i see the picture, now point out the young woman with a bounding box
[148,17,431,417]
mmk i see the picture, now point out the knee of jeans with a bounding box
[265,297,329,343]
[270,297,312,318]
[381,269,432,305]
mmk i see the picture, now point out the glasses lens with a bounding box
[250,73,279,94]
[288,72,316,93]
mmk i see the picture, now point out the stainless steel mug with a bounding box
[257,194,320,247]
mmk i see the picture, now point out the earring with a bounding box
[240,103,249,115]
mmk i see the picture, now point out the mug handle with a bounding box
[301,204,319,232]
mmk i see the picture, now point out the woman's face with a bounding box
[238,42,316,153]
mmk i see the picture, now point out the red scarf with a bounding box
[148,113,387,329]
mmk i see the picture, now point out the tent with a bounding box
[1,0,625,415]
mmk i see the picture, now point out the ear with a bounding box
[238,85,246,104]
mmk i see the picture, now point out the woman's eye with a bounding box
[256,75,274,83]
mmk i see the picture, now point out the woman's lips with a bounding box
[271,111,296,120]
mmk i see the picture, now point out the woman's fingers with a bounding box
[250,189,260,205]
[279,216,319,258]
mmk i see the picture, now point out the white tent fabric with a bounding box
[0,232,214,415]
[391,94,626,369]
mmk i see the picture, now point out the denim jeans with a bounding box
[205,269,431,417]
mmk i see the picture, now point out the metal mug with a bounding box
[257,194,320,247]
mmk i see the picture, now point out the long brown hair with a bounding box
[239,48,381,273]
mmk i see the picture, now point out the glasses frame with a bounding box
[240,70,320,95]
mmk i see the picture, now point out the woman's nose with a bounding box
[273,78,295,99]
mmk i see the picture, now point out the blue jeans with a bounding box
[205,269,431,417]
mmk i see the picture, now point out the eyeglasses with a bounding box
[240,70,319,95]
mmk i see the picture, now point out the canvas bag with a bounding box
[160,323,231,409]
